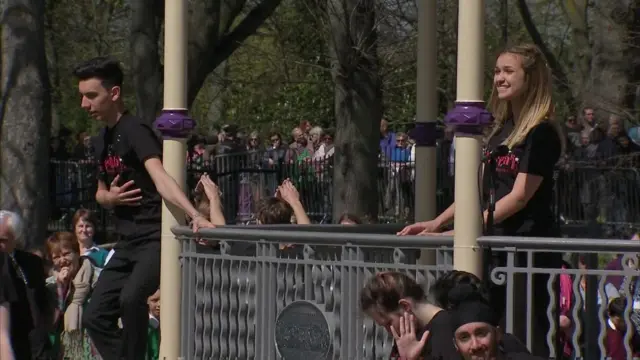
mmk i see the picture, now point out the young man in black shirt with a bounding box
[74,57,213,360]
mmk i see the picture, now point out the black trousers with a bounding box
[83,239,161,360]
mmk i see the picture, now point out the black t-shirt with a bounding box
[503,351,546,360]
[0,253,22,357]
[0,253,14,302]
[93,113,163,241]
[485,119,561,237]
[501,333,530,354]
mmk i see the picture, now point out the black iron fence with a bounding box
[48,152,640,238]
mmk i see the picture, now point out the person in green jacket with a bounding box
[147,289,160,360]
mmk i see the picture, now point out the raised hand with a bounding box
[56,267,70,284]
[390,312,429,360]
[276,179,300,205]
[109,174,142,206]
[198,174,221,203]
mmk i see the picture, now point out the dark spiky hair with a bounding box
[73,56,124,89]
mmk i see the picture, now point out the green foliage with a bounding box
[45,0,132,144]
[225,70,334,133]
[47,0,606,143]
[192,0,335,136]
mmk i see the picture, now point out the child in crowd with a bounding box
[191,174,226,248]
[193,174,226,227]
[146,289,160,360]
[606,297,640,360]
[256,179,310,226]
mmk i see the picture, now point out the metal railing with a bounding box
[48,152,640,235]
[174,226,452,360]
[173,225,640,360]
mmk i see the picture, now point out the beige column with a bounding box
[446,0,488,277]
[156,0,192,358]
[414,0,438,265]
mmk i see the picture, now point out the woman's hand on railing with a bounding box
[418,229,453,236]
[397,220,440,236]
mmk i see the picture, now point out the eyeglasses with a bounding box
[271,138,280,142]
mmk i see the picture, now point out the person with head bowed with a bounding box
[360,271,458,360]
[361,271,532,360]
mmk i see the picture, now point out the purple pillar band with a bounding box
[154,109,196,139]
[444,101,493,135]
[409,122,440,147]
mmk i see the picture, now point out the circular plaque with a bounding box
[274,301,332,360]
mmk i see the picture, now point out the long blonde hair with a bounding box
[486,44,564,153]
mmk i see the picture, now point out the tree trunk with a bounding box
[130,0,162,124]
[205,60,229,130]
[44,0,61,135]
[129,0,282,115]
[185,0,283,106]
[329,0,381,221]
[0,0,52,248]
[516,0,576,112]
[587,2,640,119]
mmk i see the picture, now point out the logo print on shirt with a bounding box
[103,152,124,176]
[485,147,520,174]
[495,151,519,174]
[100,134,127,176]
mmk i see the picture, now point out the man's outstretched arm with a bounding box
[145,157,210,224]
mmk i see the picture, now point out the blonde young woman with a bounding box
[398,44,565,356]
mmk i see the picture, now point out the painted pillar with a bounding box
[444,0,492,277]
[154,0,194,358]
[410,0,438,265]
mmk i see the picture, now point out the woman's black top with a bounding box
[485,119,562,237]
[484,119,564,346]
